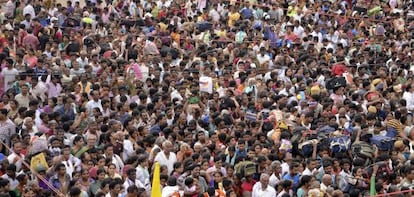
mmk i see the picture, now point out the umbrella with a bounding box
[82,17,94,24]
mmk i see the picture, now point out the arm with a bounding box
[311,140,318,159]
[369,165,378,196]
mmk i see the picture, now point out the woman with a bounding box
[71,135,88,158]
[7,100,18,119]
[136,155,150,187]
[79,152,92,171]
[0,94,10,110]
[78,168,92,191]
[106,163,122,180]
[296,175,312,197]
[170,162,183,179]
[23,49,38,68]
[42,97,57,113]
[176,143,192,162]
[21,117,38,137]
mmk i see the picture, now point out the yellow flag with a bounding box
[30,153,49,172]
[151,162,162,197]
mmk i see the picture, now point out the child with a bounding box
[184,177,197,197]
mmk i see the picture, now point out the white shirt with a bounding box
[136,165,150,187]
[1,174,18,190]
[7,152,24,172]
[23,4,36,19]
[2,68,19,91]
[403,91,414,111]
[104,154,124,173]
[86,99,103,115]
[269,173,281,188]
[122,139,134,161]
[154,151,177,175]
[252,182,276,197]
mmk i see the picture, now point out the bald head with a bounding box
[322,174,332,185]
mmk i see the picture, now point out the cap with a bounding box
[394,140,404,150]
[368,106,377,114]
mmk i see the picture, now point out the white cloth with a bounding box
[7,152,24,172]
[162,186,180,197]
[2,68,19,91]
[403,91,414,111]
[154,151,177,175]
[269,173,281,188]
[23,4,36,19]
[1,174,18,190]
[104,154,124,173]
[252,182,277,197]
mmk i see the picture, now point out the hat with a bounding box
[368,106,377,114]
[364,91,381,103]
[310,85,321,96]
[48,120,57,125]
[393,84,403,93]
[371,78,382,87]
[394,140,404,150]
[332,64,347,76]
[278,121,288,130]
[36,165,47,173]
[89,167,98,179]
[387,119,403,133]
[144,13,153,18]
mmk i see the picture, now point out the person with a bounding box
[251,173,276,197]
[154,140,177,175]
[0,108,16,147]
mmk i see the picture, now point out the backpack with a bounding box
[370,136,395,151]
[234,161,257,178]
[330,136,351,153]
[299,140,316,157]
[351,141,376,160]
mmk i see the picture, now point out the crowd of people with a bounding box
[0,0,413,196]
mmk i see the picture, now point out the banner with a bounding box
[151,162,162,197]
[199,76,213,94]
[30,153,49,172]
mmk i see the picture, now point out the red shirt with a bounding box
[241,180,256,195]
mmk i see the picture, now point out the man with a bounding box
[1,164,18,190]
[252,173,276,197]
[22,29,39,50]
[106,180,122,197]
[7,142,24,172]
[302,158,318,176]
[23,0,35,19]
[189,164,208,193]
[123,168,141,195]
[154,140,177,174]
[14,83,31,108]
[103,144,124,172]
[282,162,300,191]
[2,58,18,92]
[0,108,16,147]
[269,161,282,188]
[86,90,103,116]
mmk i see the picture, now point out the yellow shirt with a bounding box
[158,22,167,32]
[215,30,227,37]
[228,12,240,27]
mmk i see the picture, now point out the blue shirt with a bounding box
[282,173,300,190]
[240,7,253,19]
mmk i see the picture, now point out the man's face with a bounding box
[21,85,28,94]
[260,176,269,188]
[14,143,22,154]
